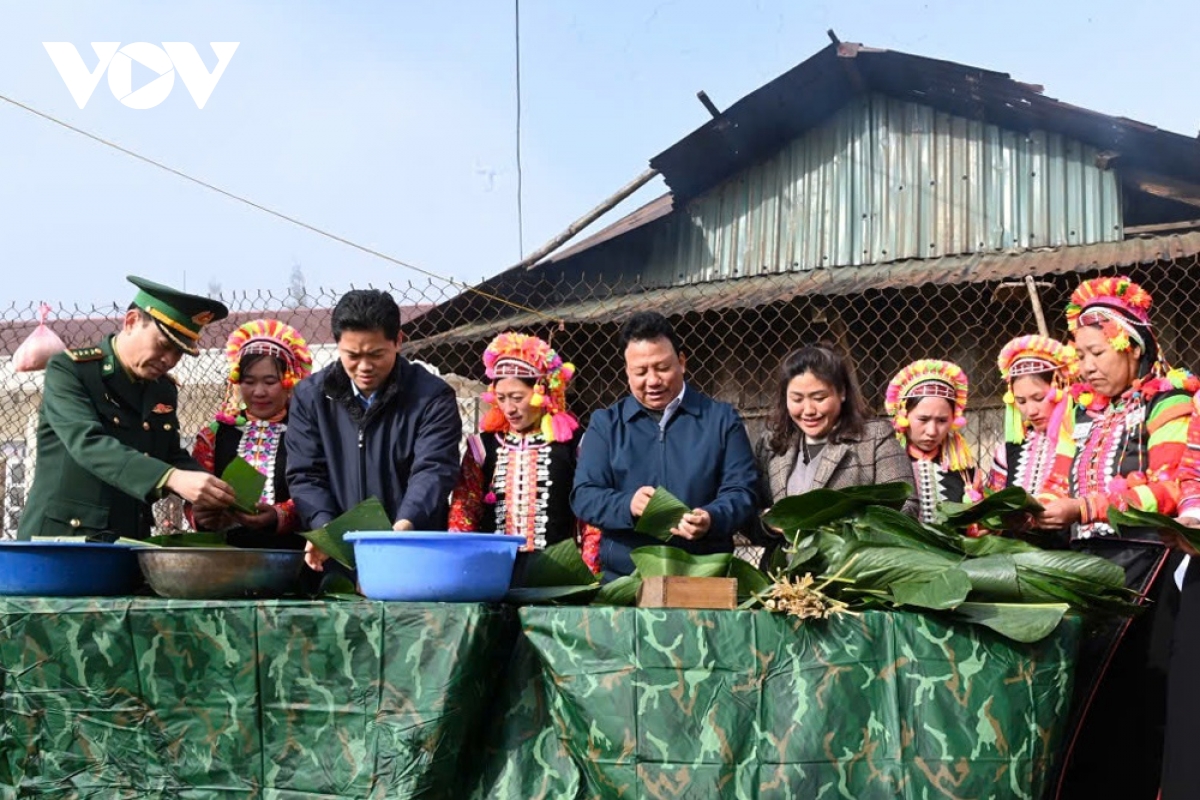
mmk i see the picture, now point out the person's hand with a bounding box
[672,508,712,540]
[192,506,234,532]
[393,518,414,532]
[304,540,329,572]
[999,510,1036,533]
[168,470,236,508]
[234,506,279,531]
[630,486,656,518]
[1035,498,1081,529]
[1163,517,1200,557]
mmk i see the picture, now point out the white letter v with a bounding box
[43,43,119,109]
[164,42,239,109]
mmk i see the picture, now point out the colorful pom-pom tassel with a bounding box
[550,412,579,443]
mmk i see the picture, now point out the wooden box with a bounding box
[636,576,737,610]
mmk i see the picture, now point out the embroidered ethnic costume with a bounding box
[191,320,313,537]
[988,335,1077,496]
[886,359,980,524]
[448,332,600,571]
[1042,277,1198,538]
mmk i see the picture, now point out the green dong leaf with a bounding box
[761,483,912,539]
[221,456,268,514]
[952,602,1068,643]
[299,497,392,569]
[630,546,732,578]
[939,487,1043,529]
[634,487,690,541]
[1109,507,1200,552]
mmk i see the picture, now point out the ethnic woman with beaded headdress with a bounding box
[1037,276,1199,536]
[448,332,601,572]
[1033,276,1198,800]
[885,359,981,525]
[188,319,313,548]
[987,335,1077,496]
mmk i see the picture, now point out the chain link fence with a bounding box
[3,250,1199,550]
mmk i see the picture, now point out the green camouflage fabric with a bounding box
[468,634,583,800]
[0,598,513,799]
[0,599,1079,799]
[502,607,1079,800]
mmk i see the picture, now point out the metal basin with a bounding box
[138,547,304,599]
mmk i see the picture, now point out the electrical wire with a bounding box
[0,91,558,322]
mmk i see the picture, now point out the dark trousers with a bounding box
[1054,538,1172,800]
[1163,556,1200,799]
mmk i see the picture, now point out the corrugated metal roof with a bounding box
[634,95,1120,284]
[408,232,1200,349]
[651,42,1200,202]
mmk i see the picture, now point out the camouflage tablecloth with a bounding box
[472,608,1080,800]
[0,600,1078,800]
[0,598,514,799]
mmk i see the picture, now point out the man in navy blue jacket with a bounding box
[571,312,759,577]
[286,289,462,571]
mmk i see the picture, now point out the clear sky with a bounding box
[1,0,1197,310]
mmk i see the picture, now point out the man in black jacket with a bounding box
[285,289,462,570]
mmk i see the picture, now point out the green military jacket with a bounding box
[16,335,201,540]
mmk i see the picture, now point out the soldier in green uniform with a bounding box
[17,276,238,540]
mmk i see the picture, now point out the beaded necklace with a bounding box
[491,431,552,551]
[236,416,286,506]
[1013,428,1054,495]
[1072,392,1141,538]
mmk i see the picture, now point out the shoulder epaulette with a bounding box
[65,347,104,363]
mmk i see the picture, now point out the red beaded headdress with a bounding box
[216,319,312,425]
[480,332,578,443]
[996,335,1077,445]
[885,359,975,470]
[1065,276,1153,352]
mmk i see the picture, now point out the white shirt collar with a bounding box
[659,383,687,430]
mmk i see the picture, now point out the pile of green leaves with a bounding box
[760,483,1139,642]
[505,539,770,607]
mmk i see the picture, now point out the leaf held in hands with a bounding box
[1109,507,1200,551]
[939,487,1043,528]
[299,498,392,569]
[221,456,268,514]
[634,487,690,541]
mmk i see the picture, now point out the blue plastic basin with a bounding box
[345,531,520,602]
[0,541,143,597]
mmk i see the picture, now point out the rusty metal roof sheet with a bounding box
[407,233,1200,349]
[547,194,675,264]
[651,42,1200,202]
